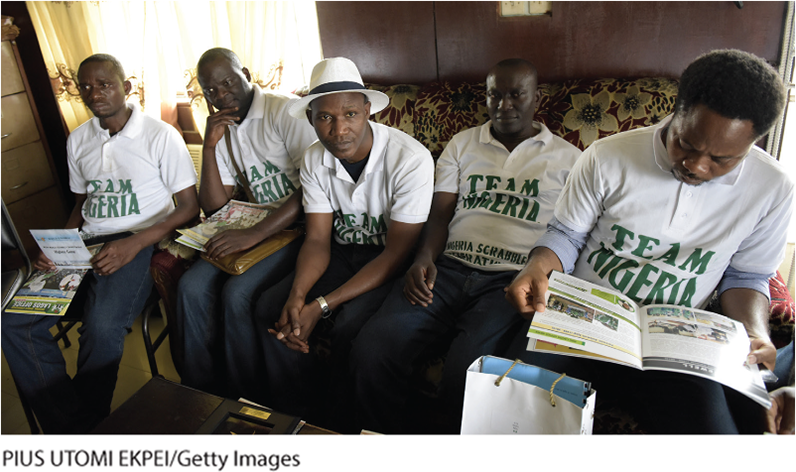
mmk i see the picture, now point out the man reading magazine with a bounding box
[505,49,792,434]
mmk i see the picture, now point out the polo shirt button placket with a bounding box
[669,184,699,231]
[101,141,113,173]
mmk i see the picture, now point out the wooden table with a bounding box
[92,377,337,435]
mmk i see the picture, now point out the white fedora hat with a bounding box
[288,57,389,119]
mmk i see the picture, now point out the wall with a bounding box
[317,1,438,84]
[317,1,787,84]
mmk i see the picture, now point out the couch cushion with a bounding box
[542,77,679,150]
[409,77,679,156]
[413,81,489,158]
[366,83,421,138]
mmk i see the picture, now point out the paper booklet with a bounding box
[176,200,274,251]
[6,230,102,317]
[526,271,771,408]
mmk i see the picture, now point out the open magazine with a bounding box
[176,200,274,251]
[5,230,102,317]
[526,271,771,408]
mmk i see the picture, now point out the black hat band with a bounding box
[309,81,366,95]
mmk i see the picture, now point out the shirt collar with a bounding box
[322,122,384,183]
[479,120,553,150]
[653,114,744,186]
[235,84,265,129]
[90,103,142,140]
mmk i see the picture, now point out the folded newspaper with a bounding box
[176,200,273,251]
[6,229,102,317]
[526,271,771,408]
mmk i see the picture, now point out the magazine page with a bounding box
[640,305,770,408]
[177,200,273,249]
[5,267,89,316]
[30,229,93,268]
[175,234,205,251]
[5,244,101,317]
[527,272,644,368]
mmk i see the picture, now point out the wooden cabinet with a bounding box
[2,17,68,255]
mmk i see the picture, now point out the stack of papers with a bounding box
[176,200,273,251]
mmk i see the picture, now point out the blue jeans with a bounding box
[176,238,302,395]
[351,255,524,433]
[502,319,769,434]
[771,339,794,390]
[1,245,154,434]
[242,241,393,424]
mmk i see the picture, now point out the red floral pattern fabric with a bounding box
[413,81,488,158]
[552,77,678,150]
[366,83,421,137]
[769,271,795,349]
[410,77,679,157]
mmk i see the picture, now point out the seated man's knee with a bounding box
[350,319,402,370]
[220,282,256,317]
[2,312,40,332]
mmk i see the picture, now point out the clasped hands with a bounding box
[267,293,324,354]
[403,259,437,307]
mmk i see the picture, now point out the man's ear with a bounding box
[242,67,252,83]
[305,108,313,124]
[123,80,132,96]
[364,100,372,116]
[533,88,542,111]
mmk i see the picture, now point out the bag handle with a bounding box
[494,358,567,407]
[225,128,258,204]
[548,372,567,407]
[494,358,521,387]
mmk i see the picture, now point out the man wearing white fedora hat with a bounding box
[236,57,434,424]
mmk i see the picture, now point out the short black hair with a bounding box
[197,47,244,71]
[78,54,126,83]
[675,49,786,137]
[490,58,538,81]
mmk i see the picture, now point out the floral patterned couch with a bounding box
[368,77,679,155]
[150,77,794,433]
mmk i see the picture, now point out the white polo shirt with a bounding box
[302,122,434,246]
[67,103,197,235]
[436,121,580,271]
[556,115,794,309]
[215,85,317,206]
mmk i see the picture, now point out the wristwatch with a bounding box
[316,296,332,318]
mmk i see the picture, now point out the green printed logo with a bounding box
[445,240,529,267]
[84,179,139,218]
[333,210,387,245]
[245,161,297,204]
[461,174,541,222]
[584,224,715,307]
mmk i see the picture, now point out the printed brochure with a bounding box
[176,200,273,251]
[5,233,102,317]
[29,229,94,268]
[526,271,771,408]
